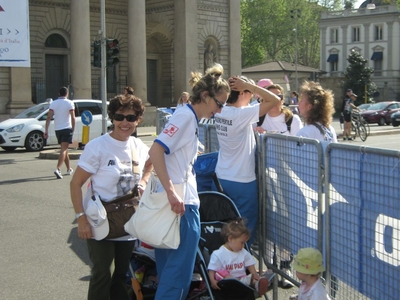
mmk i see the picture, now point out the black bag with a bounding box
[102,185,140,239]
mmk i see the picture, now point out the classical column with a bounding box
[320,26,327,71]
[6,68,32,114]
[229,0,241,76]
[128,0,148,105]
[173,0,198,100]
[363,23,370,66]
[386,21,393,77]
[70,0,91,99]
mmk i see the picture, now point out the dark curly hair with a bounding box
[107,94,145,123]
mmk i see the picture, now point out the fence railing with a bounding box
[195,122,399,300]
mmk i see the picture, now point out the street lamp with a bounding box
[291,9,301,92]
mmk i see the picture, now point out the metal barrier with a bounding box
[155,107,175,134]
[197,123,399,299]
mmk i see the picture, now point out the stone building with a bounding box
[0,0,241,124]
[319,1,400,105]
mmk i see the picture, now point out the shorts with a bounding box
[55,128,73,144]
[343,112,351,122]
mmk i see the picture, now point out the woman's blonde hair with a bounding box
[177,92,190,105]
[267,84,293,123]
[188,63,230,105]
[299,81,335,127]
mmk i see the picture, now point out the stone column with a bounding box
[320,26,327,71]
[6,68,32,115]
[128,0,148,105]
[70,0,91,99]
[229,0,241,76]
[386,21,393,77]
[363,23,370,66]
[174,0,198,100]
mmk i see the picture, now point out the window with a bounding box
[374,60,382,76]
[45,34,67,48]
[330,28,338,43]
[330,61,338,72]
[352,27,360,42]
[75,102,102,117]
[375,25,383,41]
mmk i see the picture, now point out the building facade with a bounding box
[319,2,400,103]
[0,0,241,124]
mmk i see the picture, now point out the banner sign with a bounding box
[0,0,30,67]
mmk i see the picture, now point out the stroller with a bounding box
[194,191,272,300]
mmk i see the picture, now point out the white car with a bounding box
[0,99,111,151]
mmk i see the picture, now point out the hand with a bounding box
[229,76,248,92]
[77,216,93,239]
[254,126,266,134]
[44,132,48,139]
[167,189,185,216]
[210,279,221,290]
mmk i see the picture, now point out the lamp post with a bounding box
[291,9,301,92]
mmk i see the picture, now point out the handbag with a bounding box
[124,174,186,249]
[93,141,141,239]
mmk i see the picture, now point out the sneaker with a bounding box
[347,137,354,141]
[281,268,295,288]
[54,169,63,179]
[256,277,269,296]
[67,168,73,175]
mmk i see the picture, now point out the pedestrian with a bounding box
[290,91,299,114]
[296,81,337,143]
[254,84,303,137]
[176,91,190,109]
[213,75,280,246]
[341,89,359,141]
[148,63,230,300]
[44,86,75,179]
[70,93,153,300]
[290,248,330,300]
[208,218,271,297]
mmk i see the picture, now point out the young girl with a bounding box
[176,91,190,109]
[207,219,271,297]
[291,248,331,300]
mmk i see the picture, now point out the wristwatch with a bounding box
[75,212,85,219]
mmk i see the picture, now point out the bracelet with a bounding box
[75,212,85,219]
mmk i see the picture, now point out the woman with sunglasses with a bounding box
[149,63,230,299]
[254,84,303,136]
[70,94,153,300]
[213,75,280,246]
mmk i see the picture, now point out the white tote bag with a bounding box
[124,175,184,249]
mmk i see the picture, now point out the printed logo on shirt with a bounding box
[108,160,115,166]
[163,123,179,137]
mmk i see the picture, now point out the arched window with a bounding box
[45,34,67,48]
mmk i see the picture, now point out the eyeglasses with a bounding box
[212,97,224,109]
[113,114,138,122]
[277,94,283,100]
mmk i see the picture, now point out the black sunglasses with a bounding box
[113,114,138,122]
[212,97,224,109]
[277,94,283,100]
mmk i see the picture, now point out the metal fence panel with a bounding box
[326,144,400,300]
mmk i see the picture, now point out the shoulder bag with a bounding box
[94,142,141,239]
[124,173,187,249]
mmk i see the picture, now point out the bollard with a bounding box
[82,125,90,146]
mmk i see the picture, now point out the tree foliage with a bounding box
[342,50,377,104]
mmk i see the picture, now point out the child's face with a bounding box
[296,271,316,282]
[227,234,248,252]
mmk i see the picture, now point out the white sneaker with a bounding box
[281,268,295,287]
[54,169,63,179]
[67,168,73,175]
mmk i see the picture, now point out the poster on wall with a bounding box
[0,0,30,67]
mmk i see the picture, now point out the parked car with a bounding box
[391,111,400,127]
[360,101,400,126]
[0,99,111,151]
[357,103,372,111]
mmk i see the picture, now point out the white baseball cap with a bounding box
[83,192,109,240]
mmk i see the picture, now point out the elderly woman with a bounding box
[296,80,337,143]
[70,94,153,300]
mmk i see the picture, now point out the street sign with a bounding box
[81,110,93,126]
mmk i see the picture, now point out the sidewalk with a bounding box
[39,126,157,160]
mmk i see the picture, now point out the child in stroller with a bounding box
[208,218,270,297]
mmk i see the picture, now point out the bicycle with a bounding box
[351,111,368,141]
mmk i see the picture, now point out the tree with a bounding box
[342,50,377,104]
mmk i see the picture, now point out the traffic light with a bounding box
[106,38,119,66]
[91,40,101,68]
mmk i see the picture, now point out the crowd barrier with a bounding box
[196,122,399,300]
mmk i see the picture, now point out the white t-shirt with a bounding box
[78,134,149,201]
[154,104,199,207]
[296,123,337,143]
[215,105,260,183]
[49,97,75,130]
[297,279,331,300]
[208,245,256,279]
[260,113,303,136]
